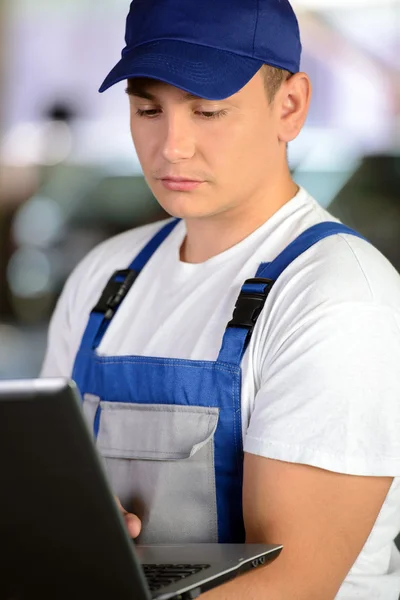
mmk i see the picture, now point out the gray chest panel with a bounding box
[83,395,219,544]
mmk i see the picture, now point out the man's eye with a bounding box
[197,110,228,120]
[135,108,160,117]
[134,108,228,119]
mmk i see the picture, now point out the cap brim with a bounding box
[99,40,264,100]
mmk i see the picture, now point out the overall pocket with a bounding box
[83,397,219,544]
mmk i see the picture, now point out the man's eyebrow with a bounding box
[125,85,203,102]
[125,87,157,100]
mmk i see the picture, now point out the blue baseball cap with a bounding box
[99,0,302,100]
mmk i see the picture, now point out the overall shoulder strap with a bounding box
[79,219,180,351]
[217,222,367,366]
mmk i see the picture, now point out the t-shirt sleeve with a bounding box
[40,241,107,378]
[244,301,400,477]
[40,268,82,378]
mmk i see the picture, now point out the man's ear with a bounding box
[277,72,312,143]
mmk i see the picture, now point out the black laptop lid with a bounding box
[0,378,150,600]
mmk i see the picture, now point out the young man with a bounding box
[41,0,400,598]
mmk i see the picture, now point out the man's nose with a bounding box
[161,113,195,163]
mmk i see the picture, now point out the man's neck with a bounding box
[180,179,299,264]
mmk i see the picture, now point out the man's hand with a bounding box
[115,496,142,539]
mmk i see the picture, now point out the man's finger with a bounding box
[124,512,142,539]
[114,496,142,538]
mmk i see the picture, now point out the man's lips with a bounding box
[159,177,204,191]
[161,176,203,182]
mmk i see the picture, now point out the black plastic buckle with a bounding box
[227,278,274,333]
[92,269,138,320]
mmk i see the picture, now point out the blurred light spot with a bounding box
[12,196,64,247]
[295,129,360,172]
[39,120,73,166]
[1,121,72,166]
[7,248,52,298]
[1,123,43,166]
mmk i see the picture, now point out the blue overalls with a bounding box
[72,220,364,544]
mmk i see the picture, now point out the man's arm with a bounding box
[200,261,400,599]
[202,453,392,600]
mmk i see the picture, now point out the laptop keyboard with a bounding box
[143,563,211,592]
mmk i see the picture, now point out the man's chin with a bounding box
[156,194,223,221]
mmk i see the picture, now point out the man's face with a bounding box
[128,70,284,220]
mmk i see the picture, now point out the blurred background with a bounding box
[0,0,399,379]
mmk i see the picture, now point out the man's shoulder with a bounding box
[260,231,400,363]
[303,228,400,309]
[272,191,400,311]
[260,198,400,339]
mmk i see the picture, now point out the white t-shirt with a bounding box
[42,187,400,599]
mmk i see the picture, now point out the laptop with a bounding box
[0,378,282,600]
